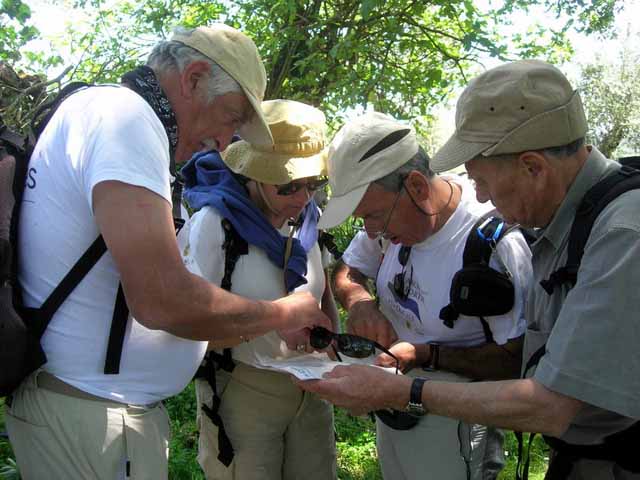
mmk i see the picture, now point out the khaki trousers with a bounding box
[376,368,503,480]
[196,362,336,480]
[6,370,170,480]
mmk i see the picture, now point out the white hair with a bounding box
[147,27,242,103]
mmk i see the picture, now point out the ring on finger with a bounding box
[296,344,306,353]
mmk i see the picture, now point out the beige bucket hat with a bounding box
[431,59,587,173]
[222,99,328,184]
[171,24,274,145]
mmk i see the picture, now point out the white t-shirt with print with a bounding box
[342,175,531,347]
[18,86,207,405]
[180,205,329,367]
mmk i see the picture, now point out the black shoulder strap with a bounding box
[462,209,514,267]
[103,217,184,374]
[540,165,640,295]
[196,218,248,467]
[220,218,248,291]
[32,81,91,139]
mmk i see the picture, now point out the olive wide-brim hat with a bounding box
[222,99,328,184]
[431,59,587,173]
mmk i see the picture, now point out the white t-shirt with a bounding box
[180,205,328,367]
[342,175,531,347]
[18,86,207,405]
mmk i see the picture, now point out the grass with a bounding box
[1,388,549,480]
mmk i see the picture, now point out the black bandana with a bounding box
[121,66,178,167]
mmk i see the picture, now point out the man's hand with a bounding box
[275,291,333,352]
[347,299,397,348]
[295,364,411,415]
[375,341,430,373]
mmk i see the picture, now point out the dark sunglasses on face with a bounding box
[276,177,328,196]
[310,326,399,374]
[393,246,413,301]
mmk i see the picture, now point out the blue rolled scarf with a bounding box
[181,150,319,292]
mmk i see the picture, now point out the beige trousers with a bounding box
[376,368,502,480]
[196,362,336,480]
[6,370,170,480]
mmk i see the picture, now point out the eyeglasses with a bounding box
[276,177,328,196]
[393,246,413,300]
[353,186,403,239]
[309,326,399,374]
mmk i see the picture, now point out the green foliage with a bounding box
[0,0,37,63]
[0,0,626,134]
[0,399,19,480]
[577,29,640,158]
[165,383,204,479]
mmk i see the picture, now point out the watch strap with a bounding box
[407,377,427,415]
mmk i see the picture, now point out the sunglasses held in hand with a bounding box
[309,326,399,375]
[310,326,421,431]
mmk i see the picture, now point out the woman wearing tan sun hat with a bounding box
[180,99,339,480]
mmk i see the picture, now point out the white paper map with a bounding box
[252,351,398,380]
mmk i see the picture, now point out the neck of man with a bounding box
[428,176,461,234]
[156,70,191,163]
[540,145,590,227]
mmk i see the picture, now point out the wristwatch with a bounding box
[405,377,428,416]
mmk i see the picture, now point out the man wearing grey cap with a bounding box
[299,60,640,479]
[316,111,532,480]
[6,24,331,479]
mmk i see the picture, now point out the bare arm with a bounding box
[332,260,397,347]
[436,335,523,380]
[332,259,373,309]
[92,181,331,343]
[297,364,584,438]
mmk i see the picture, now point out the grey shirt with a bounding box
[523,147,640,448]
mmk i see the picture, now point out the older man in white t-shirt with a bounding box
[318,113,533,480]
[6,25,331,480]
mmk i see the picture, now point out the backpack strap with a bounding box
[31,81,91,139]
[540,165,640,294]
[439,209,514,341]
[103,217,184,375]
[196,217,248,467]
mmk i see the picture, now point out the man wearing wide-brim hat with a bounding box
[6,24,331,479]
[298,59,640,479]
[181,99,339,480]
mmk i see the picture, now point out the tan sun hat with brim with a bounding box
[171,24,273,145]
[222,99,328,184]
[317,112,419,230]
[431,59,587,173]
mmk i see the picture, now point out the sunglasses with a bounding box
[309,326,399,374]
[310,326,421,430]
[393,246,413,300]
[276,177,328,196]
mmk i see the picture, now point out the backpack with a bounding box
[0,81,184,397]
[439,210,523,344]
[516,157,640,479]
